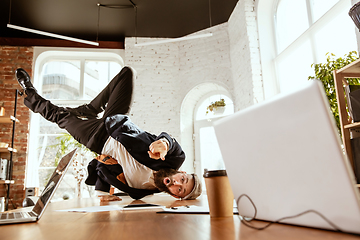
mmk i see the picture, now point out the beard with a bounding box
[153,168,180,193]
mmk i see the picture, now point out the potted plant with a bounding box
[206,98,226,114]
[50,133,97,198]
[308,51,360,136]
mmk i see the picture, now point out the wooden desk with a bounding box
[1,194,359,240]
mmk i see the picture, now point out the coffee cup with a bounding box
[203,169,234,217]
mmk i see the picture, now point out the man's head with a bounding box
[154,168,202,200]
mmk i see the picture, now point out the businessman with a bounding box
[15,66,201,200]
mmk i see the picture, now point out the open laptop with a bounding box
[0,148,77,225]
[213,80,360,234]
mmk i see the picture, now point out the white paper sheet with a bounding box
[56,203,164,213]
[56,205,123,213]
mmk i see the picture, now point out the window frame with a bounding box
[25,48,125,190]
[193,91,234,182]
[257,0,356,98]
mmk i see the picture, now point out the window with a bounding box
[276,0,309,53]
[26,49,124,200]
[194,94,234,185]
[258,0,357,97]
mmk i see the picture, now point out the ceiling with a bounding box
[0,0,239,43]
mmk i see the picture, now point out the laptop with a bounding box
[0,148,77,225]
[213,80,360,234]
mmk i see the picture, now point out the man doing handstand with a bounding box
[15,66,201,201]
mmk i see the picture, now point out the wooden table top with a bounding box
[1,194,359,240]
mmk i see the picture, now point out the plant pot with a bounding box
[213,106,225,115]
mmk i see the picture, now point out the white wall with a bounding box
[123,0,262,172]
[124,23,236,140]
[228,0,264,111]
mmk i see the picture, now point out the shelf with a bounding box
[0,116,19,123]
[0,180,14,184]
[336,58,360,75]
[1,91,20,211]
[0,147,17,153]
[344,122,360,129]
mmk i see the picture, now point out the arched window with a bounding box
[26,48,124,200]
[194,93,234,184]
[258,0,357,97]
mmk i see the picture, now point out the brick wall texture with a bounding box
[0,0,262,208]
[0,46,33,209]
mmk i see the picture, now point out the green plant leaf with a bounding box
[308,51,359,137]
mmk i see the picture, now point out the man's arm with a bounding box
[146,132,186,170]
[148,138,169,160]
[97,165,160,200]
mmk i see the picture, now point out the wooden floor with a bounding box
[1,194,360,240]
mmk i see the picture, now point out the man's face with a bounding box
[163,172,195,198]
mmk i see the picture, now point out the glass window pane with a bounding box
[84,61,121,100]
[41,61,81,100]
[276,0,309,52]
[199,126,225,171]
[39,117,67,135]
[314,7,357,63]
[311,0,340,22]
[277,40,313,93]
[31,55,123,200]
[196,95,234,121]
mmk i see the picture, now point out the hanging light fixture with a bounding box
[134,0,214,47]
[95,3,135,43]
[6,0,100,46]
[134,33,213,47]
[7,24,100,46]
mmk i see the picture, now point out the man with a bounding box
[15,67,201,200]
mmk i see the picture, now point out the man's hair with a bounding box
[153,168,180,194]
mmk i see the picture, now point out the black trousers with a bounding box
[24,66,134,154]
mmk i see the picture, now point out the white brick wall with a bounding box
[123,0,263,172]
[124,41,182,140]
[228,0,264,111]
[125,23,234,141]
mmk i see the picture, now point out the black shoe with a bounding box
[15,68,36,92]
[66,104,99,118]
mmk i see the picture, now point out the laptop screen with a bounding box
[213,80,360,234]
[32,149,77,217]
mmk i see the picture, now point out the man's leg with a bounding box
[68,66,134,119]
[15,66,134,153]
[23,90,108,154]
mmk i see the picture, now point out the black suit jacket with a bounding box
[85,114,186,199]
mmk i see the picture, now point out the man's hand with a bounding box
[148,139,169,160]
[98,195,122,202]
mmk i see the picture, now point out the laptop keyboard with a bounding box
[0,211,34,220]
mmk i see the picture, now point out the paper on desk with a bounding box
[56,205,123,213]
[157,205,239,214]
[56,203,164,213]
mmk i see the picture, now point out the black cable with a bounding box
[96,2,137,42]
[134,5,137,43]
[208,0,212,27]
[5,184,16,209]
[128,0,136,7]
[97,4,133,9]
[236,194,343,232]
[96,3,100,42]
[8,0,12,24]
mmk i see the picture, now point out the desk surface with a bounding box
[1,194,359,240]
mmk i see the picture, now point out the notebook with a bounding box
[0,148,77,225]
[213,80,360,234]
